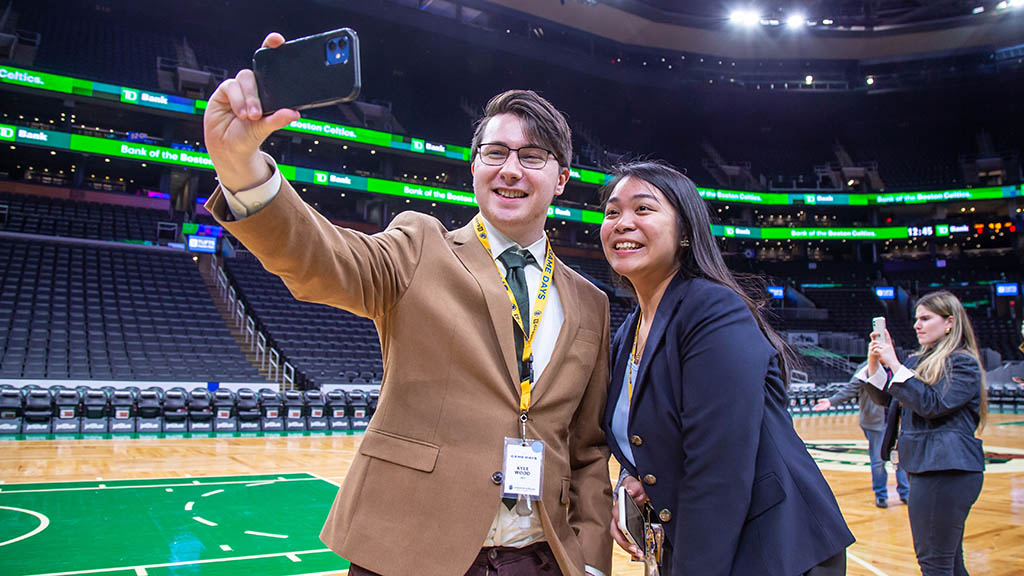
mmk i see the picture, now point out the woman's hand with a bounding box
[867,333,881,375]
[869,329,901,370]
[812,399,832,412]
[610,475,647,561]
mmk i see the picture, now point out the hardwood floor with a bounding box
[2,413,1022,575]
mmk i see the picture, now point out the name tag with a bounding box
[502,437,545,499]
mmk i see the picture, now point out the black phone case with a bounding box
[253,28,361,114]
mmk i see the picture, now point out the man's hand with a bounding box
[610,475,647,561]
[812,399,832,412]
[204,32,300,192]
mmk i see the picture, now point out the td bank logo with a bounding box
[411,139,425,152]
[121,88,139,103]
[314,172,328,184]
[724,226,736,237]
[0,125,14,141]
[805,194,817,205]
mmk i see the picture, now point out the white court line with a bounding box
[23,548,335,576]
[847,550,889,576]
[133,568,146,576]
[164,488,173,492]
[192,516,217,527]
[97,484,105,488]
[201,489,224,498]
[244,530,288,539]
[0,477,319,495]
[219,545,232,552]
[244,481,274,487]
[0,506,50,547]
[184,502,194,511]
[306,472,342,488]
[274,571,347,576]
[192,480,200,485]
[286,553,301,562]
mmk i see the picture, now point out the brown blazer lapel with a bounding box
[529,257,580,407]
[450,222,521,391]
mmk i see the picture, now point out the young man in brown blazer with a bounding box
[202,33,612,576]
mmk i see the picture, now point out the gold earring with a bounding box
[945,327,951,335]
[680,239,690,248]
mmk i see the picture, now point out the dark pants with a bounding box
[657,545,846,575]
[348,542,562,576]
[864,427,909,500]
[906,470,983,576]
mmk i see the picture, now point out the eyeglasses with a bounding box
[476,143,556,170]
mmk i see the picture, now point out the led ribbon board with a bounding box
[5,65,1023,202]
[1,122,1011,241]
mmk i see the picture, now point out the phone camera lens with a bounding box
[328,39,337,51]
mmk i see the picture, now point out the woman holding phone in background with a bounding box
[863,291,986,576]
[600,161,853,575]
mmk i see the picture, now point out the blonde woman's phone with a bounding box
[872,317,886,342]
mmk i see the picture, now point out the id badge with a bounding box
[502,437,545,500]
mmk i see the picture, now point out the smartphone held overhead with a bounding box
[872,316,886,341]
[253,28,361,114]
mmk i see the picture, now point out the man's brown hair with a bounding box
[471,89,572,169]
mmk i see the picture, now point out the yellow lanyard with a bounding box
[628,313,642,408]
[473,216,554,414]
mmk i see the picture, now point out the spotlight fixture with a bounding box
[786,14,806,28]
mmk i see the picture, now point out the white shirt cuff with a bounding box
[585,565,606,576]
[220,152,281,220]
[856,365,888,391]
[889,365,916,385]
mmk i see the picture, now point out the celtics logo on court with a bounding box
[804,440,1024,473]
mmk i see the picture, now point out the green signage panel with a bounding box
[5,119,1020,236]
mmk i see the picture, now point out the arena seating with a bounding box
[0,191,169,243]
[0,238,262,382]
[224,255,383,386]
[0,384,381,434]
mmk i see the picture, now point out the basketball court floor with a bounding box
[2,412,1022,575]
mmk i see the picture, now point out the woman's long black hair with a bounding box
[600,160,797,386]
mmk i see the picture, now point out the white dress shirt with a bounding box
[219,159,603,575]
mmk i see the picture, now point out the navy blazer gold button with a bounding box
[491,471,503,484]
[630,435,643,446]
[658,509,672,523]
[643,474,657,485]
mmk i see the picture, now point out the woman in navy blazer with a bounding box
[866,290,986,576]
[599,161,853,575]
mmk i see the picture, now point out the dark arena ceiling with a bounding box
[588,1,1015,31]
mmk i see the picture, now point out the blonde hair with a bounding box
[913,290,986,430]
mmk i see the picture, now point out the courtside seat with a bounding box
[326,389,349,431]
[212,389,237,432]
[81,388,110,433]
[188,388,214,432]
[161,388,189,433]
[258,388,284,431]
[235,388,261,431]
[283,389,307,431]
[53,388,82,434]
[136,388,162,433]
[109,389,136,433]
[368,388,380,415]
[22,389,54,434]
[304,389,327,431]
[347,389,370,430]
[0,387,24,433]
